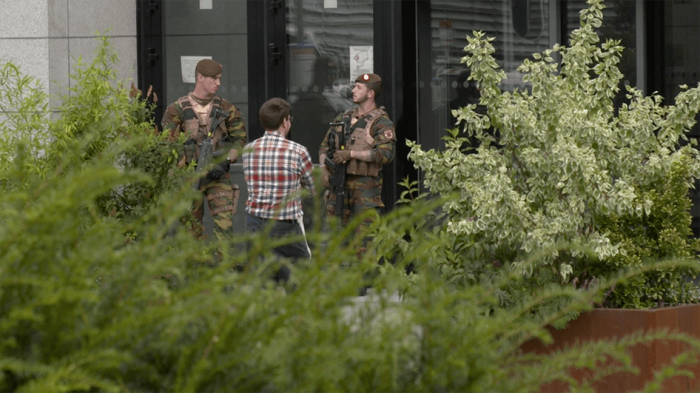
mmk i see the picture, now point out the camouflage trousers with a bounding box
[325,175,382,257]
[191,172,240,241]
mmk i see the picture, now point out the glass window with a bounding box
[422,0,551,152]
[286,0,374,162]
[659,1,700,234]
[662,1,700,113]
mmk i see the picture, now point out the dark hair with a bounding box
[259,98,291,130]
[368,82,382,97]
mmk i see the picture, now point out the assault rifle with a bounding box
[194,108,229,190]
[325,118,351,219]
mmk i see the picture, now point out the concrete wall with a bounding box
[0,0,137,107]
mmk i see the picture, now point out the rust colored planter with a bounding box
[520,304,700,393]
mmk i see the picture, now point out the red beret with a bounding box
[196,59,223,77]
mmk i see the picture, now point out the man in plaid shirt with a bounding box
[243,98,315,263]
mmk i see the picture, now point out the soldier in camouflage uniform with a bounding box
[161,59,246,240]
[319,73,396,253]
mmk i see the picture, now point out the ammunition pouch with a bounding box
[346,159,380,177]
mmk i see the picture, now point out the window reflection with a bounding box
[426,0,551,151]
[286,0,373,162]
[662,1,700,118]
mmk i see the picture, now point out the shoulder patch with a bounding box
[384,129,394,140]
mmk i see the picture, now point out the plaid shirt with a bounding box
[243,131,315,220]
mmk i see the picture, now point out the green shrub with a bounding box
[2,25,700,393]
[407,0,700,309]
[2,158,698,392]
[595,156,700,308]
[0,61,50,183]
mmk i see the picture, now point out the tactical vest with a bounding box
[343,107,387,177]
[177,95,229,162]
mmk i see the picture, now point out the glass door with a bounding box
[160,0,250,128]
[285,0,374,162]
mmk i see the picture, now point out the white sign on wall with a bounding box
[181,56,212,83]
[200,0,213,10]
[349,46,373,83]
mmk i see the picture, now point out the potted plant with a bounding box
[405,0,700,390]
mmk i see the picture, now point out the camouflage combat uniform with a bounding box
[161,93,246,240]
[319,106,396,236]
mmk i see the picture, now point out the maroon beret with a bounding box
[355,73,382,94]
[196,59,223,77]
[355,73,381,85]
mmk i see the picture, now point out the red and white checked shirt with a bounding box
[243,131,315,220]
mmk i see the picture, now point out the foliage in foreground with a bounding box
[2,130,700,393]
[2,24,700,393]
[407,0,700,309]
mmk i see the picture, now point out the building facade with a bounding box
[4,0,700,232]
[0,1,138,109]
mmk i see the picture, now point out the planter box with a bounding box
[520,304,700,393]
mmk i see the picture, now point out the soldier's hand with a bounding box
[331,150,351,165]
[322,166,331,189]
[207,160,231,181]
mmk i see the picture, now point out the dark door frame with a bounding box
[246,0,288,141]
[136,0,164,123]
[380,0,420,208]
[644,0,664,101]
